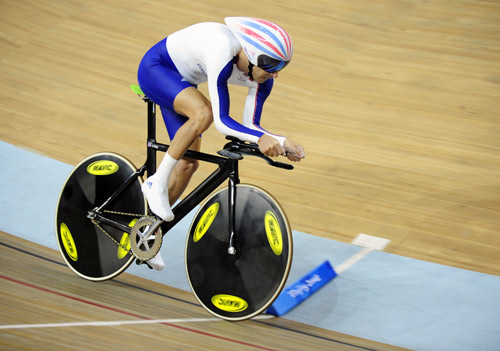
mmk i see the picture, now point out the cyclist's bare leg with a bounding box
[168,136,201,205]
[143,87,212,221]
[142,88,211,269]
[168,87,213,159]
[167,87,212,202]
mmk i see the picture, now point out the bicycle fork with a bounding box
[227,160,240,255]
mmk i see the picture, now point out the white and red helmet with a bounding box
[225,17,293,72]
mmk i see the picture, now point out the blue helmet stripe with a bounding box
[240,19,287,60]
[237,33,282,61]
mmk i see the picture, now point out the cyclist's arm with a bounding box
[207,58,266,144]
[243,80,305,160]
[204,39,287,149]
[241,79,287,147]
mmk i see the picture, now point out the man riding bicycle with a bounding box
[137,17,305,270]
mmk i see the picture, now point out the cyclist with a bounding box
[137,17,305,270]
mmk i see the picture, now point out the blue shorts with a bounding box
[137,38,196,140]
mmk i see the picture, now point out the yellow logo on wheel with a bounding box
[265,211,283,256]
[87,160,119,175]
[117,219,137,259]
[194,202,219,242]
[60,222,78,261]
[211,294,248,312]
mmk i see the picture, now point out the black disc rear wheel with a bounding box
[55,152,146,281]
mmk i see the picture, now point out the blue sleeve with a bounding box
[215,61,265,141]
[251,78,273,129]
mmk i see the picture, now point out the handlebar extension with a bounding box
[218,136,294,170]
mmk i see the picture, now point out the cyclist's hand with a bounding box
[284,139,305,162]
[258,134,285,158]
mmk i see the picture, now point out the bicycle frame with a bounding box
[88,97,241,241]
[89,94,292,252]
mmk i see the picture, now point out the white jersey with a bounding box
[166,22,286,146]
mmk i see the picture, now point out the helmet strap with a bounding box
[247,62,255,81]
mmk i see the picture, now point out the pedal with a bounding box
[129,216,163,260]
[135,258,154,269]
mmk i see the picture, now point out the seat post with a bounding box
[146,98,157,177]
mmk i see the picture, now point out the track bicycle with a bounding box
[55,85,294,321]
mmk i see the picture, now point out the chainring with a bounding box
[129,216,163,260]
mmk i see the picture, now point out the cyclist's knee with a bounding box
[190,102,213,134]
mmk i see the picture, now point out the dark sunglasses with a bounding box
[257,55,290,73]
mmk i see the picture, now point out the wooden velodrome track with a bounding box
[1,0,499,350]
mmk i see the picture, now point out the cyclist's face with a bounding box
[252,66,279,83]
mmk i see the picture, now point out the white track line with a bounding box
[335,247,374,274]
[335,233,391,274]
[0,315,274,330]
[2,233,390,330]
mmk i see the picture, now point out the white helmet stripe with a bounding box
[236,29,284,60]
[240,19,288,60]
[225,17,293,66]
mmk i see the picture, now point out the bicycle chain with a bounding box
[92,210,152,260]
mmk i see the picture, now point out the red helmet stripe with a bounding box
[255,19,292,58]
[237,25,286,59]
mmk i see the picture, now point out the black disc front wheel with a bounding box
[185,184,293,321]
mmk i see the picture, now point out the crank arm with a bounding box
[141,218,164,240]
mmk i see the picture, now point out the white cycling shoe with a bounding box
[146,251,165,271]
[142,176,174,222]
